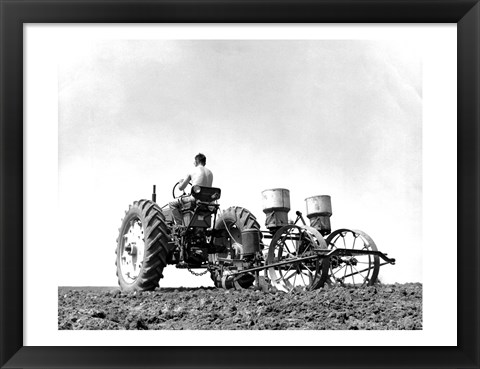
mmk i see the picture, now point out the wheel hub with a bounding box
[120,219,145,283]
[124,243,138,255]
[343,257,358,266]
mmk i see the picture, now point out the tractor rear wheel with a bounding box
[215,206,262,248]
[116,199,171,292]
[211,206,261,289]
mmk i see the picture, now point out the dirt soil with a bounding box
[58,283,422,330]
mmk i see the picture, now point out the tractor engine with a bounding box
[184,229,209,265]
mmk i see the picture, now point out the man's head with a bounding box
[194,153,206,167]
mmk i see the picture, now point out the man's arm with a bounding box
[179,173,192,191]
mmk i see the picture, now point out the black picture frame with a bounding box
[1,1,478,368]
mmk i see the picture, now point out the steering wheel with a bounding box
[172,181,193,199]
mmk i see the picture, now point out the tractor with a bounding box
[115,184,395,292]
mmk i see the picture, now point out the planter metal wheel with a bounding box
[325,229,380,286]
[266,225,329,292]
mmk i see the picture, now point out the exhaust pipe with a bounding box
[152,184,156,203]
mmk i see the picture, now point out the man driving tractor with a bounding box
[169,153,214,225]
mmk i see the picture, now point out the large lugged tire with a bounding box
[116,199,171,292]
[214,206,262,252]
[211,206,261,289]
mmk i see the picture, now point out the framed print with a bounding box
[1,1,479,368]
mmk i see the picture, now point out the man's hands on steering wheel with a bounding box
[172,181,193,199]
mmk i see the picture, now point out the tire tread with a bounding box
[116,199,170,292]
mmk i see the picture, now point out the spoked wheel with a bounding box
[325,229,380,286]
[266,225,329,292]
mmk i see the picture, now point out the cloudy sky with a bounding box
[58,40,421,287]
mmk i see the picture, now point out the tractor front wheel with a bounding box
[116,199,171,292]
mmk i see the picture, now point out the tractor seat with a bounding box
[191,185,221,203]
[179,186,221,228]
[179,186,221,213]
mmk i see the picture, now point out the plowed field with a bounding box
[58,283,421,330]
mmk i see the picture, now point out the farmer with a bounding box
[169,153,213,225]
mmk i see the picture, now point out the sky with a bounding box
[58,40,422,287]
